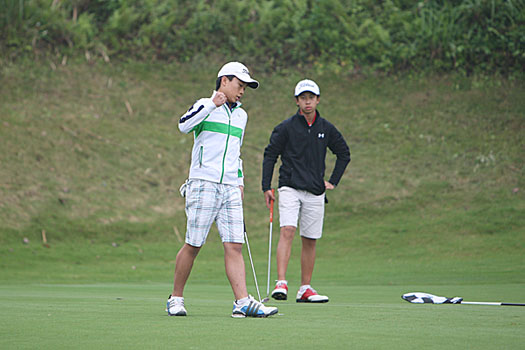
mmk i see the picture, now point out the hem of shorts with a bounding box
[222,239,244,244]
[185,240,204,247]
[279,223,298,228]
[298,233,322,240]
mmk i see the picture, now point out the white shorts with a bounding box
[278,186,325,239]
[184,179,244,247]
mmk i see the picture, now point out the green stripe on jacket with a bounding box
[193,121,243,139]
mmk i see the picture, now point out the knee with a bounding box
[179,243,200,259]
[280,226,296,241]
[224,242,243,255]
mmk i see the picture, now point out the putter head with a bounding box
[261,297,270,303]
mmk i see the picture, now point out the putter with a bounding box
[403,292,525,306]
[243,223,262,303]
[263,189,275,303]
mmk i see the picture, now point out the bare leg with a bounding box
[276,225,296,281]
[300,236,316,286]
[172,243,201,297]
[223,242,248,300]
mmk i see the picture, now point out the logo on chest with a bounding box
[318,133,325,139]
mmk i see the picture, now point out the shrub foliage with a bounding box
[1,0,524,74]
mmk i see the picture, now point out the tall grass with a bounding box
[1,0,523,74]
[413,0,525,73]
[0,0,25,32]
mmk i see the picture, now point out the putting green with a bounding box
[1,283,523,349]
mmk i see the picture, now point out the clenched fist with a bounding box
[213,91,227,107]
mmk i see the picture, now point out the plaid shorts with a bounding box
[184,179,244,247]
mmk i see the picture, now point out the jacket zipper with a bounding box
[220,105,232,183]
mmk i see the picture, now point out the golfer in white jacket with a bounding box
[166,62,278,318]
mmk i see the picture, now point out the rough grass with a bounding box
[1,58,524,270]
[1,60,523,242]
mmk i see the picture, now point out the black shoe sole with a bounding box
[296,299,329,303]
[272,292,287,300]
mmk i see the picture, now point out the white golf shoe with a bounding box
[166,295,187,316]
[296,286,329,303]
[232,295,278,318]
[271,280,288,300]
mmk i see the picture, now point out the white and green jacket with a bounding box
[179,91,246,186]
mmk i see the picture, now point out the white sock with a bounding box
[276,280,288,285]
[299,285,311,293]
[236,296,250,305]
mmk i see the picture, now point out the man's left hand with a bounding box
[324,181,334,190]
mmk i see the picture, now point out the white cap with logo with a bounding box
[294,79,320,96]
[217,62,259,89]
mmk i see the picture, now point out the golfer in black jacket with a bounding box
[262,79,350,303]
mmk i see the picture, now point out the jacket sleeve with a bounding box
[327,124,350,186]
[178,96,217,134]
[262,122,287,192]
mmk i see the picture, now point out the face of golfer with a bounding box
[220,76,248,104]
[296,92,320,115]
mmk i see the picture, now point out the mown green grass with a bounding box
[0,283,524,350]
[1,59,524,349]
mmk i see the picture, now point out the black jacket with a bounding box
[262,110,350,195]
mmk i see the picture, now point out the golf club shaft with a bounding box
[461,301,525,306]
[266,189,275,298]
[244,225,262,302]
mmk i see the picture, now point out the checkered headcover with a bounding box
[402,292,463,304]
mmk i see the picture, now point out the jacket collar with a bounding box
[296,109,320,126]
[226,101,241,111]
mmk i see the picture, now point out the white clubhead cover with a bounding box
[402,292,463,304]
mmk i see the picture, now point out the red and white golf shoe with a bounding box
[296,286,329,303]
[271,280,288,300]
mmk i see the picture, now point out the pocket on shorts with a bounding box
[185,179,202,206]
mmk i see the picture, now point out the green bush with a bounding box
[1,0,523,74]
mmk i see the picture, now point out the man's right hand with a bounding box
[212,91,227,107]
[264,190,275,209]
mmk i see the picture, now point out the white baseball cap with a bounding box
[294,79,320,96]
[217,62,259,89]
